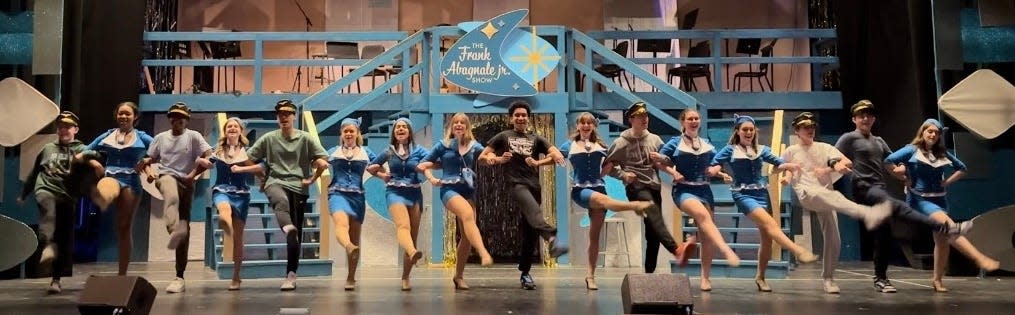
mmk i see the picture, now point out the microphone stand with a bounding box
[291,0,312,93]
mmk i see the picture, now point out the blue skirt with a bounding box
[439,183,474,204]
[570,186,607,209]
[387,186,423,208]
[672,184,715,208]
[329,191,366,223]
[732,188,769,214]
[212,191,251,221]
[906,193,947,216]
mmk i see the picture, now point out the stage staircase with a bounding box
[203,113,333,279]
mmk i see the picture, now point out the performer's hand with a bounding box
[135,157,152,174]
[622,171,637,184]
[498,152,513,164]
[672,173,685,184]
[525,157,538,167]
[892,164,906,177]
[553,154,566,166]
[814,166,832,179]
[706,165,721,177]
[376,172,392,182]
[301,177,315,186]
[649,151,665,163]
[16,197,24,206]
[230,165,243,173]
[428,177,442,186]
[779,174,792,185]
[196,157,212,168]
[834,159,853,174]
[146,173,157,184]
[89,160,105,178]
[718,172,733,183]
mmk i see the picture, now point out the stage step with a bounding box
[213,227,322,236]
[215,259,333,279]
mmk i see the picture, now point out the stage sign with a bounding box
[441,9,561,99]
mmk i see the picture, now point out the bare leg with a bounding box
[331,212,358,255]
[929,211,1000,291]
[401,203,423,290]
[231,218,245,289]
[390,203,419,257]
[216,202,235,262]
[680,198,739,266]
[445,196,492,265]
[345,221,362,290]
[586,207,606,290]
[115,188,139,275]
[588,192,650,213]
[755,229,773,292]
[747,209,815,261]
[453,218,472,290]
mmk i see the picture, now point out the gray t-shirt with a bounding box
[147,129,212,179]
[247,129,328,195]
[604,129,665,189]
[834,130,892,188]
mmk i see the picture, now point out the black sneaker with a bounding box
[520,273,536,290]
[874,278,897,293]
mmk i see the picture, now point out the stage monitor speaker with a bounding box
[78,275,157,315]
[621,273,693,315]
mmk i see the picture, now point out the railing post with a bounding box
[254,39,263,94]
[712,32,723,92]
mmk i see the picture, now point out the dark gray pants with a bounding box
[853,182,947,279]
[625,185,678,273]
[34,190,75,280]
[511,184,556,274]
[264,184,308,274]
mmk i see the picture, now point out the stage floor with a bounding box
[1,262,1011,315]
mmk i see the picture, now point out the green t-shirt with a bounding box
[247,129,327,195]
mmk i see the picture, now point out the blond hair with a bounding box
[214,117,249,158]
[570,112,606,147]
[340,122,364,146]
[443,113,475,146]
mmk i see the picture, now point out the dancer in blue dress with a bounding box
[884,118,999,292]
[418,113,493,290]
[327,117,376,291]
[80,101,154,276]
[196,117,263,290]
[707,114,817,292]
[559,112,653,290]
[366,117,428,291]
[658,108,741,292]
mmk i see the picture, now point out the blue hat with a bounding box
[923,118,948,133]
[394,117,412,129]
[733,114,755,126]
[340,117,362,128]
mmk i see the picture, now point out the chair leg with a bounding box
[622,71,634,92]
[765,75,774,91]
[749,75,755,92]
[705,75,714,92]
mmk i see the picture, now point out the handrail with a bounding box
[307,30,425,131]
[571,30,696,129]
[302,110,332,259]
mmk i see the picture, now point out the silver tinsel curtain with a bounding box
[142,0,178,93]
[441,113,558,268]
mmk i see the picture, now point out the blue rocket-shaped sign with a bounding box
[441,9,561,98]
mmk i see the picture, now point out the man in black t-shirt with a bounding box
[480,100,569,290]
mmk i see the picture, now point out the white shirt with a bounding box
[781,142,844,188]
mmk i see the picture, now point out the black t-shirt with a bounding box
[487,129,551,188]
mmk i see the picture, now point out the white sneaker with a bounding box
[280,271,297,291]
[166,277,185,293]
[46,280,61,294]
[864,201,893,230]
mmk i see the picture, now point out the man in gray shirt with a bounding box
[137,102,212,293]
[835,100,969,293]
[603,102,682,273]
